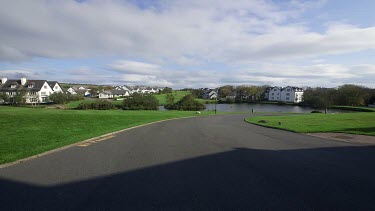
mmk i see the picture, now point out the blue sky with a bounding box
[1,0,375,88]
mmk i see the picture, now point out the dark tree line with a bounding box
[303,84,375,108]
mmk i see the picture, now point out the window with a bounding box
[272,93,274,95]
[11,85,17,88]
[286,97,289,100]
[286,93,290,96]
[41,92,46,95]
[277,93,279,95]
[31,98,37,102]
[44,85,47,89]
[55,86,58,90]
[271,97,274,100]
[287,89,290,91]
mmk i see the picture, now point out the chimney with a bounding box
[21,77,27,85]
[1,77,7,84]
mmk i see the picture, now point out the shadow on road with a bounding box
[1,146,375,210]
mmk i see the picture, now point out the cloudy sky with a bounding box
[1,0,375,88]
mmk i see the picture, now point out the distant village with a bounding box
[0,76,305,104]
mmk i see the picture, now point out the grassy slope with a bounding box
[155,91,191,105]
[246,112,375,136]
[0,107,215,164]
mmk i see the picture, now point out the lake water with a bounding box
[159,103,352,113]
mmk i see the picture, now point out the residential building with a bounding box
[280,86,304,103]
[67,86,91,96]
[268,87,282,101]
[202,89,218,100]
[99,90,130,99]
[265,86,304,103]
[0,77,54,103]
[48,81,63,93]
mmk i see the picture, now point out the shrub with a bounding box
[76,100,116,110]
[122,93,158,110]
[49,92,84,104]
[311,110,322,113]
[165,94,205,111]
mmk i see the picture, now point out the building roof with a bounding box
[111,89,128,95]
[47,81,59,88]
[0,79,48,92]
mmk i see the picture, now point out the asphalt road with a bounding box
[1,114,375,210]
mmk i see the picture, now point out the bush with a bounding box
[311,110,323,113]
[122,93,158,110]
[165,94,205,111]
[258,120,269,123]
[49,92,84,104]
[76,100,116,110]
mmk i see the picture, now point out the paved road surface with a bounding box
[1,114,375,210]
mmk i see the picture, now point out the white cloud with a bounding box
[1,0,375,88]
[108,61,375,88]
[108,60,161,75]
[1,0,374,64]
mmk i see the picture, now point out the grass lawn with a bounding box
[246,112,375,136]
[154,91,191,105]
[0,106,217,164]
[66,99,94,108]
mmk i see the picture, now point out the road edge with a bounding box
[0,115,207,169]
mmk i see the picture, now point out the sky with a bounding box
[1,0,375,88]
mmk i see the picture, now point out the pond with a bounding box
[159,103,353,113]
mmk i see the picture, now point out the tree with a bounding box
[12,91,26,105]
[123,93,158,110]
[166,94,205,111]
[160,87,173,94]
[49,92,84,104]
[218,85,234,98]
[0,92,9,103]
[49,92,68,104]
[88,86,98,97]
[303,88,337,109]
[336,84,367,106]
[165,93,175,105]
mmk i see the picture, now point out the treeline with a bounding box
[186,85,269,101]
[303,84,375,108]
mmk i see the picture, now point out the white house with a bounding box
[67,87,77,95]
[99,90,130,99]
[67,86,91,96]
[48,81,63,93]
[280,86,304,103]
[268,87,282,101]
[266,86,304,103]
[0,77,54,103]
[99,91,113,99]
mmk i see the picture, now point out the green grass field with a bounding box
[0,106,216,164]
[246,112,375,136]
[154,91,191,105]
[66,99,94,108]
